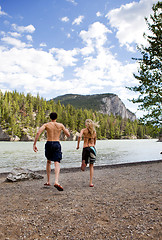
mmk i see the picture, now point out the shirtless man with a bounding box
[33,112,70,191]
[77,119,98,187]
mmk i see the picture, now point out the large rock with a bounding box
[100,95,136,121]
[60,131,79,141]
[10,135,20,141]
[20,134,33,141]
[0,126,10,141]
[6,168,44,182]
[67,131,80,141]
[20,128,34,141]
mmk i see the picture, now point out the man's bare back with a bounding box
[33,119,69,152]
[44,122,66,141]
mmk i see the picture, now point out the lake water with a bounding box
[0,139,161,173]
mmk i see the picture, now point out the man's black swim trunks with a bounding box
[82,146,96,164]
[45,141,62,162]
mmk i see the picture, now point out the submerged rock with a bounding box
[6,168,44,182]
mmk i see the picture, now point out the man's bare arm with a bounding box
[33,125,45,152]
[62,125,70,137]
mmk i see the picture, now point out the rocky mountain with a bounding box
[53,93,136,121]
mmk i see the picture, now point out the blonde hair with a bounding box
[85,119,99,135]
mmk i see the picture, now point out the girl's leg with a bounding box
[89,163,94,186]
[81,160,87,171]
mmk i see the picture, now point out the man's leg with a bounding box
[54,161,60,185]
[54,161,63,191]
[89,163,94,187]
[46,160,51,184]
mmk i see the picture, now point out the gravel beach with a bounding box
[0,161,161,240]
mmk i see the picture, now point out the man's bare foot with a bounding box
[81,160,86,171]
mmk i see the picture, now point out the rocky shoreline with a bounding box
[0,125,79,141]
[1,126,159,142]
[0,161,161,239]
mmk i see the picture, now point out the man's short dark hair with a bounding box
[50,112,57,120]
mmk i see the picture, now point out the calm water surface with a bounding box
[0,139,161,173]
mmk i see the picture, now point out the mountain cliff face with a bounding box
[53,93,136,121]
[100,95,136,121]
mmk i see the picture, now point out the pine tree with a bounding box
[0,90,159,139]
[127,2,162,128]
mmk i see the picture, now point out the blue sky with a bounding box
[0,0,158,117]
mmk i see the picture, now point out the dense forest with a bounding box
[0,90,158,140]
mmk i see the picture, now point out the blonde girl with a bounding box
[77,119,99,187]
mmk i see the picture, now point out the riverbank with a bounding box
[0,161,161,239]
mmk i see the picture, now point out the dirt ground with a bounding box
[0,161,161,240]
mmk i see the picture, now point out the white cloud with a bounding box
[9,32,21,38]
[1,37,32,48]
[4,20,10,25]
[61,16,69,22]
[0,6,8,16]
[0,1,153,115]
[80,46,94,56]
[66,0,77,6]
[0,31,5,36]
[40,42,47,47]
[0,46,64,96]
[26,35,33,42]
[125,43,136,53]
[49,48,78,67]
[106,0,158,49]
[96,11,102,17]
[12,24,35,33]
[72,15,84,25]
[0,18,139,104]
[75,48,137,88]
[66,21,139,107]
[80,22,112,50]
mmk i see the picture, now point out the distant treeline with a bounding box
[0,90,158,140]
